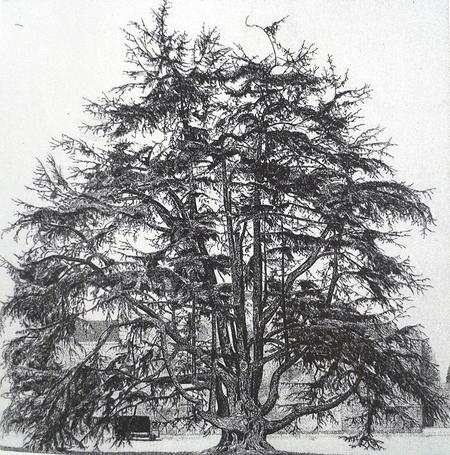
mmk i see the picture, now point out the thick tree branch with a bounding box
[265,375,362,434]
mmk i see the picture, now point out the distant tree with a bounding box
[1,3,447,454]
[420,339,442,427]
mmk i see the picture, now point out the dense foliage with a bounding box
[1,4,447,453]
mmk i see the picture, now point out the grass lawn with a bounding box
[1,450,330,455]
[2,430,450,455]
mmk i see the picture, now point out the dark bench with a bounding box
[115,415,159,441]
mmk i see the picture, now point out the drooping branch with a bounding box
[266,375,362,434]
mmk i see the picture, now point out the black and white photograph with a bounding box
[0,1,448,454]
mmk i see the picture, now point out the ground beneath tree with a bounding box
[1,430,449,455]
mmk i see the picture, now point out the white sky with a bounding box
[0,0,448,379]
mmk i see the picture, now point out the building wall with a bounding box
[61,321,448,436]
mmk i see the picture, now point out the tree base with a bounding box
[201,430,285,455]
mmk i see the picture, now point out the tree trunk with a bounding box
[202,424,281,455]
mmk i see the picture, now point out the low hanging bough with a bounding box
[1,2,448,454]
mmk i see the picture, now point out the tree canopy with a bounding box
[1,4,447,454]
